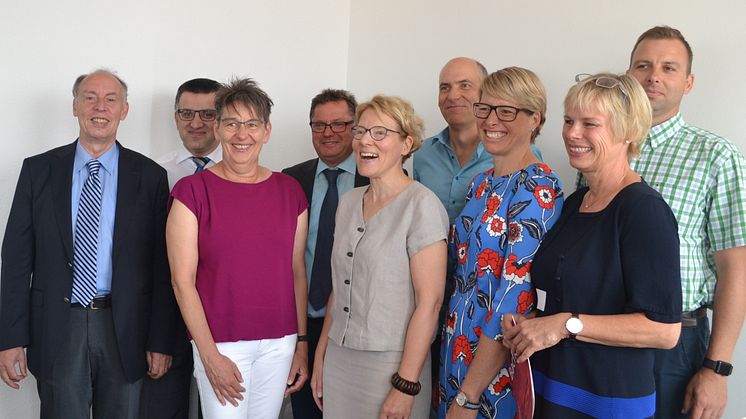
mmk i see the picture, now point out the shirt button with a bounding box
[344,280,350,285]
[357,227,364,232]
[346,252,353,257]
[343,307,349,312]
[63,297,70,303]
[555,276,561,281]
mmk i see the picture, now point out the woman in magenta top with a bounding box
[167,78,309,419]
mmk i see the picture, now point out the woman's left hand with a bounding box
[501,314,567,363]
[379,388,415,419]
[284,343,308,397]
[445,403,479,419]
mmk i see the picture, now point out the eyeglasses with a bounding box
[574,73,630,99]
[472,103,534,122]
[309,121,354,133]
[176,109,217,121]
[351,125,401,141]
[219,118,266,133]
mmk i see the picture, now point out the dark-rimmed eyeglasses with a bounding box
[219,118,266,133]
[472,103,534,122]
[309,121,354,133]
[176,109,217,121]
[351,125,401,141]
[574,73,630,99]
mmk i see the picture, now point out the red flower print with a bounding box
[534,185,556,209]
[536,163,552,175]
[516,290,535,313]
[453,335,473,366]
[504,254,531,284]
[457,243,467,265]
[481,194,502,222]
[475,179,488,200]
[446,311,457,335]
[486,307,494,323]
[508,222,523,245]
[489,368,511,395]
[486,214,506,237]
[474,326,482,338]
[477,248,504,277]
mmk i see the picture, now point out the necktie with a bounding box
[192,156,210,173]
[71,160,103,306]
[309,169,340,310]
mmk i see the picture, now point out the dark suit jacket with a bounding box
[0,140,177,383]
[282,158,369,203]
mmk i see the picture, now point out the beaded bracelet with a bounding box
[390,372,421,396]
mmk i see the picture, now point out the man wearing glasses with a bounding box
[146,77,222,419]
[159,78,222,190]
[282,89,368,419]
[626,27,746,419]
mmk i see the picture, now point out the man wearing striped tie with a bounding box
[0,69,178,419]
[158,78,222,190]
[144,78,221,419]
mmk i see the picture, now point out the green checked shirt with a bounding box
[577,114,746,312]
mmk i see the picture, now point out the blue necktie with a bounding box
[192,157,210,173]
[309,169,340,310]
[71,159,102,306]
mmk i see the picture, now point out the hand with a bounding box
[202,351,245,407]
[284,343,308,397]
[502,314,566,363]
[310,350,324,411]
[379,388,415,419]
[0,347,27,389]
[146,351,173,379]
[682,368,727,419]
[446,402,479,419]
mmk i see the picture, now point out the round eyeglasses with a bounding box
[310,121,354,133]
[176,109,217,121]
[351,125,401,141]
[472,103,534,122]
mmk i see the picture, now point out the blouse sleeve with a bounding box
[407,186,449,258]
[620,192,682,323]
[482,173,564,339]
[169,176,200,217]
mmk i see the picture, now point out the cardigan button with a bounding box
[346,252,353,257]
[357,227,364,232]
[344,280,350,285]
[343,307,349,312]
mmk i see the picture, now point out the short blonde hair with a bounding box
[564,73,651,159]
[480,67,547,142]
[355,95,425,162]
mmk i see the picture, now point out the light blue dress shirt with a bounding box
[306,153,357,318]
[413,127,543,223]
[71,141,119,300]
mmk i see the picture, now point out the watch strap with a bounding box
[702,358,733,376]
[456,391,480,410]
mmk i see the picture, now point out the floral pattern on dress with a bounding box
[439,163,563,419]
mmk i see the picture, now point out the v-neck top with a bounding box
[327,181,449,351]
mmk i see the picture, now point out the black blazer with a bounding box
[282,158,369,203]
[0,141,177,383]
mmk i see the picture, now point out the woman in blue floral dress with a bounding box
[439,67,563,419]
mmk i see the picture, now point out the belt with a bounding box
[681,307,707,328]
[71,295,112,310]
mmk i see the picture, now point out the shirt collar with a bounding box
[175,144,222,165]
[647,113,685,150]
[74,140,119,175]
[433,126,486,159]
[316,153,356,177]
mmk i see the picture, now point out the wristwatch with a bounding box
[565,313,583,340]
[455,391,480,410]
[702,358,733,376]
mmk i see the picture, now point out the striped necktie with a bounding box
[71,159,103,306]
[192,156,210,173]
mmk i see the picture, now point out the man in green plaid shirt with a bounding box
[628,27,746,419]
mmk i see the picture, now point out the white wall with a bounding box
[1,0,745,417]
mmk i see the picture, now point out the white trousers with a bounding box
[192,335,296,419]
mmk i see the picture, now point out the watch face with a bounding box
[566,317,583,334]
[456,392,466,406]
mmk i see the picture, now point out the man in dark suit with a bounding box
[282,89,367,419]
[0,69,177,419]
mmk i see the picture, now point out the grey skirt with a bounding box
[323,340,431,418]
